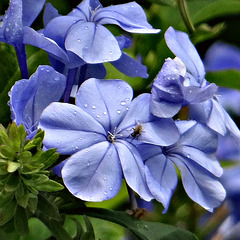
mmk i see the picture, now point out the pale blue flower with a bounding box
[39,78,179,201]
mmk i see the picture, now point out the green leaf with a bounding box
[0,127,10,146]
[14,206,29,236]
[28,194,38,213]
[0,199,17,226]
[149,0,176,7]
[0,162,8,175]
[62,207,198,240]
[72,218,83,240]
[39,214,72,240]
[192,0,240,25]
[0,145,16,160]
[81,216,95,240]
[7,162,20,173]
[5,174,20,192]
[0,191,14,208]
[20,218,52,240]
[15,183,30,208]
[206,70,240,90]
[36,179,64,192]
[37,194,61,221]
[8,123,21,152]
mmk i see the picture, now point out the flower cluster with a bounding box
[5,0,239,215]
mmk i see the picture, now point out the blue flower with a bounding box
[39,78,179,201]
[138,121,226,213]
[42,0,160,64]
[151,26,240,142]
[0,0,46,78]
[9,65,66,138]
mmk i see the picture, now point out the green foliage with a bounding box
[0,123,63,235]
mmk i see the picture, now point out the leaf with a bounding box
[5,174,20,192]
[36,179,64,192]
[8,123,21,152]
[39,214,72,240]
[7,162,20,173]
[15,183,30,208]
[0,199,17,226]
[0,145,16,160]
[71,218,83,240]
[28,194,38,213]
[149,0,176,7]
[37,194,61,221]
[0,191,14,209]
[192,0,240,25]
[14,206,29,236]
[206,70,240,90]
[81,216,95,240]
[61,207,198,240]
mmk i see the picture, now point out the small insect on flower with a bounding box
[131,123,143,139]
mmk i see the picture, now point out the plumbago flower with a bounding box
[151,26,240,143]
[42,0,160,64]
[8,65,66,138]
[0,0,46,78]
[39,78,179,201]
[137,121,226,213]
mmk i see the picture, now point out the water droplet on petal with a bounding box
[73,111,77,115]
[77,39,81,43]
[109,187,113,191]
[84,103,88,108]
[85,26,88,30]
[78,138,82,141]
[103,177,107,181]
[121,101,126,106]
[109,51,112,55]
[117,85,121,89]
[116,110,121,114]
[126,107,129,111]
[92,105,96,109]
[96,114,100,118]
[104,191,107,195]
[75,146,79,150]
[87,161,90,166]
[85,150,89,153]
[187,154,190,158]
[103,111,107,115]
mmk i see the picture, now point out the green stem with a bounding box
[177,0,195,33]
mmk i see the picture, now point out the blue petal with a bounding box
[111,52,148,78]
[23,27,69,64]
[62,141,123,201]
[68,0,103,21]
[176,121,218,153]
[116,140,153,201]
[22,0,46,27]
[9,65,66,135]
[65,22,121,63]
[139,144,177,213]
[165,27,205,84]
[204,41,240,71]
[39,102,106,155]
[93,2,160,34]
[44,16,80,48]
[43,3,60,26]
[170,155,226,211]
[118,93,180,146]
[76,78,133,132]
[208,99,240,141]
[0,0,23,44]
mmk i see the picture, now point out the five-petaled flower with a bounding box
[39,78,179,202]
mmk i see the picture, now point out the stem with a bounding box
[63,68,78,103]
[177,0,195,34]
[127,185,138,210]
[15,44,29,79]
[78,64,87,88]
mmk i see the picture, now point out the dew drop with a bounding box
[73,111,77,115]
[87,161,90,166]
[187,154,190,158]
[85,46,89,49]
[109,51,113,55]
[84,26,88,30]
[78,138,82,141]
[85,149,89,153]
[116,110,121,114]
[104,191,107,195]
[126,107,129,111]
[117,85,121,89]
[77,39,81,43]
[103,111,107,115]
[96,114,100,118]
[92,105,96,109]
[103,177,107,181]
[84,103,88,108]
[54,76,60,81]
[109,187,113,191]
[75,146,79,150]
[121,101,126,106]
[5,27,9,32]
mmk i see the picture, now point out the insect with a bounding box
[131,123,143,139]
